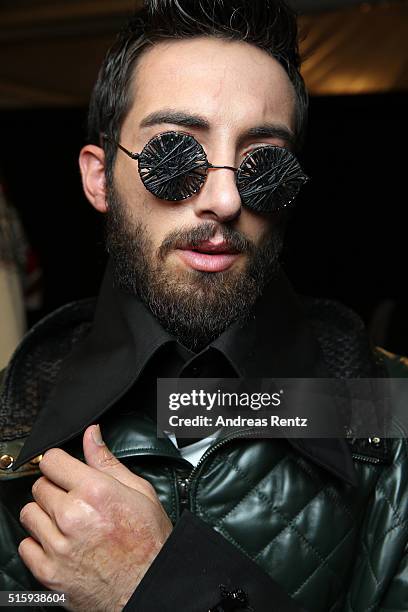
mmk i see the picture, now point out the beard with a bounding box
[105,183,284,351]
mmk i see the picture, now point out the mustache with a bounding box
[158,222,255,261]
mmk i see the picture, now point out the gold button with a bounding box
[370,437,381,446]
[0,454,14,470]
[30,454,43,465]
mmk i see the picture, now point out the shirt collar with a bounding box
[211,272,358,487]
[15,261,357,486]
[212,269,326,379]
[15,262,174,468]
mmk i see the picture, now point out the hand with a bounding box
[18,424,173,611]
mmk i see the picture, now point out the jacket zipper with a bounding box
[351,453,381,464]
[177,429,266,514]
[178,477,190,510]
[176,433,384,512]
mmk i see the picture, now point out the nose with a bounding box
[193,164,242,223]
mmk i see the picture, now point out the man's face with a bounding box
[104,37,297,349]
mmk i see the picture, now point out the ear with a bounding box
[79,144,108,213]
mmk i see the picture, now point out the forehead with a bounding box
[123,37,296,137]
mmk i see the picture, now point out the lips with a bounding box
[176,240,240,272]
[190,240,239,254]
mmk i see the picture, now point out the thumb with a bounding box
[83,424,147,493]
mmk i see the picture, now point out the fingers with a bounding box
[83,425,155,498]
[38,427,159,505]
[19,502,65,554]
[39,447,95,492]
[32,476,67,521]
[18,537,58,590]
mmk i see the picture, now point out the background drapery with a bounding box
[0,0,407,109]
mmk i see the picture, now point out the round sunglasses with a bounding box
[103,131,309,213]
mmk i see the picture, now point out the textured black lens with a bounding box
[236,146,309,213]
[138,131,208,201]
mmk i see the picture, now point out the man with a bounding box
[1,1,408,611]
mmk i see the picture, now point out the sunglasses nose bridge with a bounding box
[207,164,238,173]
[193,161,242,223]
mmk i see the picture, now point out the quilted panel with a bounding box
[345,437,408,612]
[192,438,380,612]
[378,546,408,610]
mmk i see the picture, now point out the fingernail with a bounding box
[92,424,105,446]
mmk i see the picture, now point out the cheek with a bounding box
[136,200,191,251]
[237,210,273,244]
[114,162,145,208]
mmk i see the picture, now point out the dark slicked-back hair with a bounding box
[88,0,308,184]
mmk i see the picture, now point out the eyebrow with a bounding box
[246,125,296,148]
[140,110,210,130]
[139,109,296,147]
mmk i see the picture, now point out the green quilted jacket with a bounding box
[1,303,408,611]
